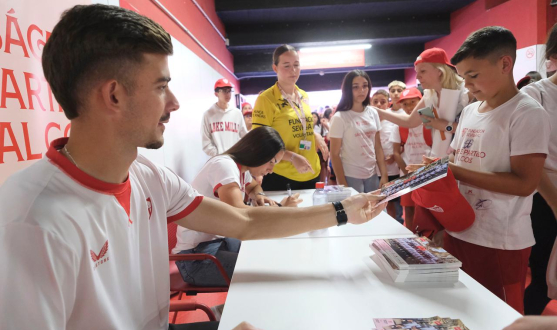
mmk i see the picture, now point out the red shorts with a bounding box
[443,233,531,314]
[400,192,415,207]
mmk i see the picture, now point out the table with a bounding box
[265,189,414,238]
[219,236,521,330]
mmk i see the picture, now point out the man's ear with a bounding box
[100,80,127,115]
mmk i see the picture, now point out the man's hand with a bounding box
[280,193,303,207]
[232,321,263,330]
[503,316,557,330]
[342,192,386,225]
[292,154,315,174]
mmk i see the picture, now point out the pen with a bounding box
[286,183,292,197]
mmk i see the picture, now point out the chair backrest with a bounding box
[168,222,178,255]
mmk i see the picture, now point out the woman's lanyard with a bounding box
[278,84,307,140]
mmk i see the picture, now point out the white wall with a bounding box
[139,36,227,183]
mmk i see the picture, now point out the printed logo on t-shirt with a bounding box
[90,240,109,270]
[211,122,241,133]
[454,128,486,164]
[146,197,153,220]
[427,205,444,213]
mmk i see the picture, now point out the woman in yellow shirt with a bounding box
[253,44,329,191]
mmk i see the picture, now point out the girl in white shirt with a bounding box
[329,70,388,193]
[175,126,301,286]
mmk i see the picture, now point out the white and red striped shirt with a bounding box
[0,138,203,330]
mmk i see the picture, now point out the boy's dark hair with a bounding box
[336,70,372,112]
[42,4,173,119]
[224,127,285,167]
[545,23,557,60]
[273,44,297,66]
[451,26,516,66]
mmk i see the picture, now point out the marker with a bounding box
[286,183,292,197]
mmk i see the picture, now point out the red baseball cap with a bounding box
[397,87,422,104]
[411,168,475,232]
[214,78,234,90]
[241,102,253,116]
[516,76,533,89]
[414,48,455,68]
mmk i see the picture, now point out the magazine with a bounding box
[373,316,470,330]
[370,237,461,270]
[377,157,449,205]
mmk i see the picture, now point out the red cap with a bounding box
[516,76,533,89]
[411,168,475,232]
[397,87,422,104]
[214,78,234,90]
[243,109,253,116]
[315,182,325,189]
[414,48,455,68]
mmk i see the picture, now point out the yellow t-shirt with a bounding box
[252,83,320,182]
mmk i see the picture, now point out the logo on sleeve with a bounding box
[146,197,153,220]
[90,240,109,269]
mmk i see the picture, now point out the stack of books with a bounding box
[370,237,461,283]
[373,316,470,330]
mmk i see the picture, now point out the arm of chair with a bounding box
[169,301,217,321]
[170,253,231,286]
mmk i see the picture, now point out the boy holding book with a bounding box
[446,26,550,313]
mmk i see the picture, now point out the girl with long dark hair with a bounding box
[173,127,301,286]
[329,70,388,193]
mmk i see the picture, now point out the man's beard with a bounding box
[145,137,164,150]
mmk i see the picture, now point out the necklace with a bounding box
[63,145,79,168]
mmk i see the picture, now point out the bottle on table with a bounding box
[312,182,327,206]
[310,182,329,237]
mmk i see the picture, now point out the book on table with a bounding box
[370,236,461,283]
[373,316,470,330]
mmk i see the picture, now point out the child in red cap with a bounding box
[200,78,248,156]
[447,26,550,313]
[377,48,472,158]
[389,87,432,230]
[241,102,253,130]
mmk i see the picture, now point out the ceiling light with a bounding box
[299,44,372,53]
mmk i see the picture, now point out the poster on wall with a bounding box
[0,0,90,184]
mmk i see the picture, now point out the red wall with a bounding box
[425,0,549,58]
[120,0,238,90]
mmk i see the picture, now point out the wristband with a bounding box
[332,201,348,226]
[256,192,266,196]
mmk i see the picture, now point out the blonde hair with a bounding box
[432,63,463,90]
[388,80,406,91]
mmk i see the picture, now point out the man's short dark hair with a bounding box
[451,26,517,66]
[42,4,173,119]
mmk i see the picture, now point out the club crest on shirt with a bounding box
[146,197,153,220]
[90,240,109,269]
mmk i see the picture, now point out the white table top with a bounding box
[265,189,414,239]
[219,235,521,330]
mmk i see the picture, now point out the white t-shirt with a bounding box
[0,138,203,330]
[174,155,252,252]
[201,103,248,156]
[390,124,432,175]
[522,79,557,187]
[329,106,382,179]
[448,93,550,249]
[378,108,404,176]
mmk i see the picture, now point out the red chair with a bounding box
[168,222,230,323]
[169,301,216,322]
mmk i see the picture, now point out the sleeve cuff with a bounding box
[167,195,204,223]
